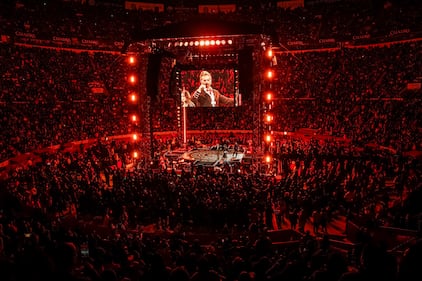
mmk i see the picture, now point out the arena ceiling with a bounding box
[133,17,263,41]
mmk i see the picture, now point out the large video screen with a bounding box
[180,68,239,107]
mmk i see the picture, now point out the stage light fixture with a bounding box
[129,75,136,84]
[265,91,273,101]
[266,70,274,79]
[131,115,137,122]
[195,41,199,46]
[200,40,205,46]
[130,93,137,102]
[133,134,138,140]
[210,40,215,45]
[228,39,233,45]
[128,56,136,65]
[216,40,220,45]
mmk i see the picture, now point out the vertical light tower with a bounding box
[263,47,275,173]
[126,54,141,163]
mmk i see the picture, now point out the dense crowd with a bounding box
[273,42,421,152]
[3,136,421,231]
[0,45,137,161]
[1,1,421,46]
[1,136,421,281]
[1,1,422,281]
[1,40,420,162]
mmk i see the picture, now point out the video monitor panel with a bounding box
[180,68,240,107]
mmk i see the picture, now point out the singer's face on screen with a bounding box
[200,73,212,89]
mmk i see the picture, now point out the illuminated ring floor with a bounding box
[181,149,244,165]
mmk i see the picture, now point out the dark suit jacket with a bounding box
[191,88,234,107]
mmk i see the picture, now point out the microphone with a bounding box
[198,84,206,92]
[193,85,203,99]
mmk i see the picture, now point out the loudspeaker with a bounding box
[238,48,253,101]
[146,53,162,101]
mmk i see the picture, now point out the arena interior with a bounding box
[0,1,421,281]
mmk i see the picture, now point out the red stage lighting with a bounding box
[265,91,273,101]
[129,75,136,84]
[130,93,137,102]
[128,56,136,65]
[265,114,273,123]
[266,70,274,79]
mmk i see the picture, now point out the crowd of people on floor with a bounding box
[1,135,421,281]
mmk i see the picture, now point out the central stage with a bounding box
[165,146,246,168]
[182,147,245,166]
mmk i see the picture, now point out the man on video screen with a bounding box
[190,71,234,107]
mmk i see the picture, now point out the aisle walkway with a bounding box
[270,213,349,240]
